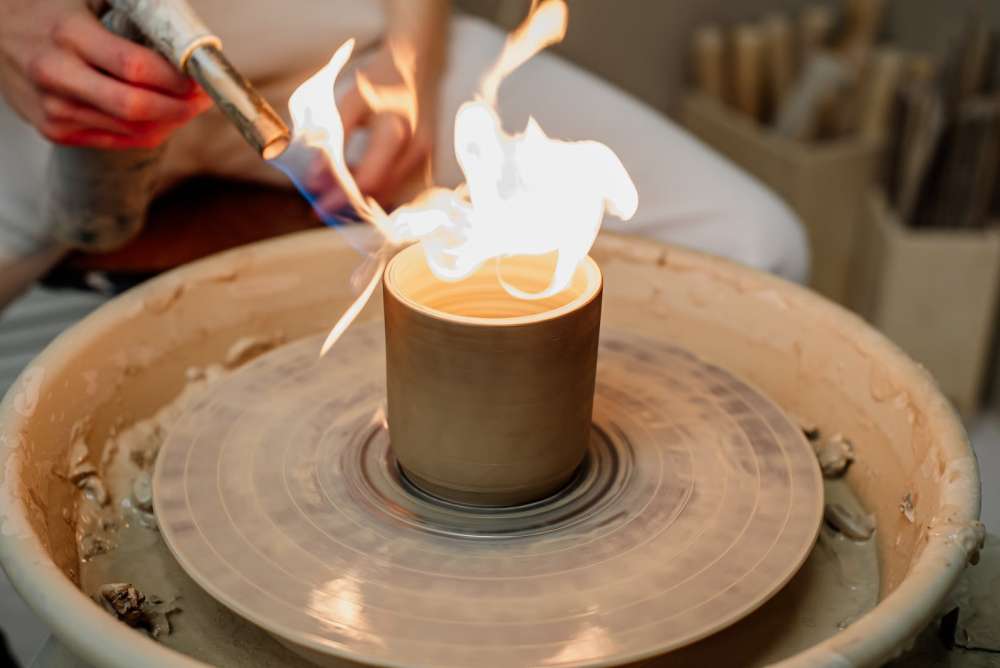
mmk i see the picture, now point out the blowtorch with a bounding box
[47,0,291,252]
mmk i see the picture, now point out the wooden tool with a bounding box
[732,23,765,122]
[692,25,727,103]
[798,5,835,69]
[894,83,946,226]
[837,0,886,69]
[916,97,1000,229]
[956,97,999,228]
[775,51,853,140]
[818,0,885,135]
[958,16,993,101]
[935,15,991,113]
[906,54,939,87]
[855,48,905,140]
[763,14,795,115]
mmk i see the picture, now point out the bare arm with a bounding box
[385,0,449,88]
[312,0,451,214]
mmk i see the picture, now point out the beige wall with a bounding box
[457,0,836,114]
[886,0,1000,54]
[456,0,1000,116]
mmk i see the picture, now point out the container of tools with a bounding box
[681,1,893,305]
[682,94,882,304]
[848,10,1000,416]
[850,192,1000,417]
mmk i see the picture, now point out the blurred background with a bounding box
[2,1,1000,663]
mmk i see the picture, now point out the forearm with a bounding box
[384,0,449,84]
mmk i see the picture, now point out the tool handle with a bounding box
[857,48,904,140]
[774,52,852,140]
[798,5,834,68]
[732,24,764,122]
[763,14,795,113]
[692,25,726,103]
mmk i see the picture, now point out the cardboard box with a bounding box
[680,92,884,304]
[850,190,1000,415]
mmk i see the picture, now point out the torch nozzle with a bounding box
[185,45,290,160]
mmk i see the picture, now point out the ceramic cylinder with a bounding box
[383,245,603,507]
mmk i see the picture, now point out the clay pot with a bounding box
[382,246,602,506]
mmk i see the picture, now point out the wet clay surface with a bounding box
[78,361,302,666]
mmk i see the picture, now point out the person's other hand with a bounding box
[0,0,211,149]
[307,44,440,217]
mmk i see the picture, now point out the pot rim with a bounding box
[0,230,981,668]
[384,244,603,327]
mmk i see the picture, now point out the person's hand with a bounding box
[0,0,211,149]
[307,43,441,217]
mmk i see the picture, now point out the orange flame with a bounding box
[479,0,568,106]
[284,39,396,356]
[356,39,419,134]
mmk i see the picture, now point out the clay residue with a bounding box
[94,582,179,639]
[825,502,875,541]
[799,418,821,443]
[869,363,905,404]
[74,375,208,641]
[57,421,118,560]
[74,355,306,663]
[926,516,987,566]
[801,423,855,479]
[142,281,185,314]
[814,433,855,478]
[900,492,916,524]
[223,334,285,369]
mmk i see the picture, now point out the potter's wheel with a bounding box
[154,321,823,668]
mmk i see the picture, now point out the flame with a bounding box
[279,39,399,356]
[276,0,637,355]
[479,0,568,106]
[318,252,385,356]
[284,39,390,234]
[356,39,419,134]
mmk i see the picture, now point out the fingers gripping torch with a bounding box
[47,0,291,252]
